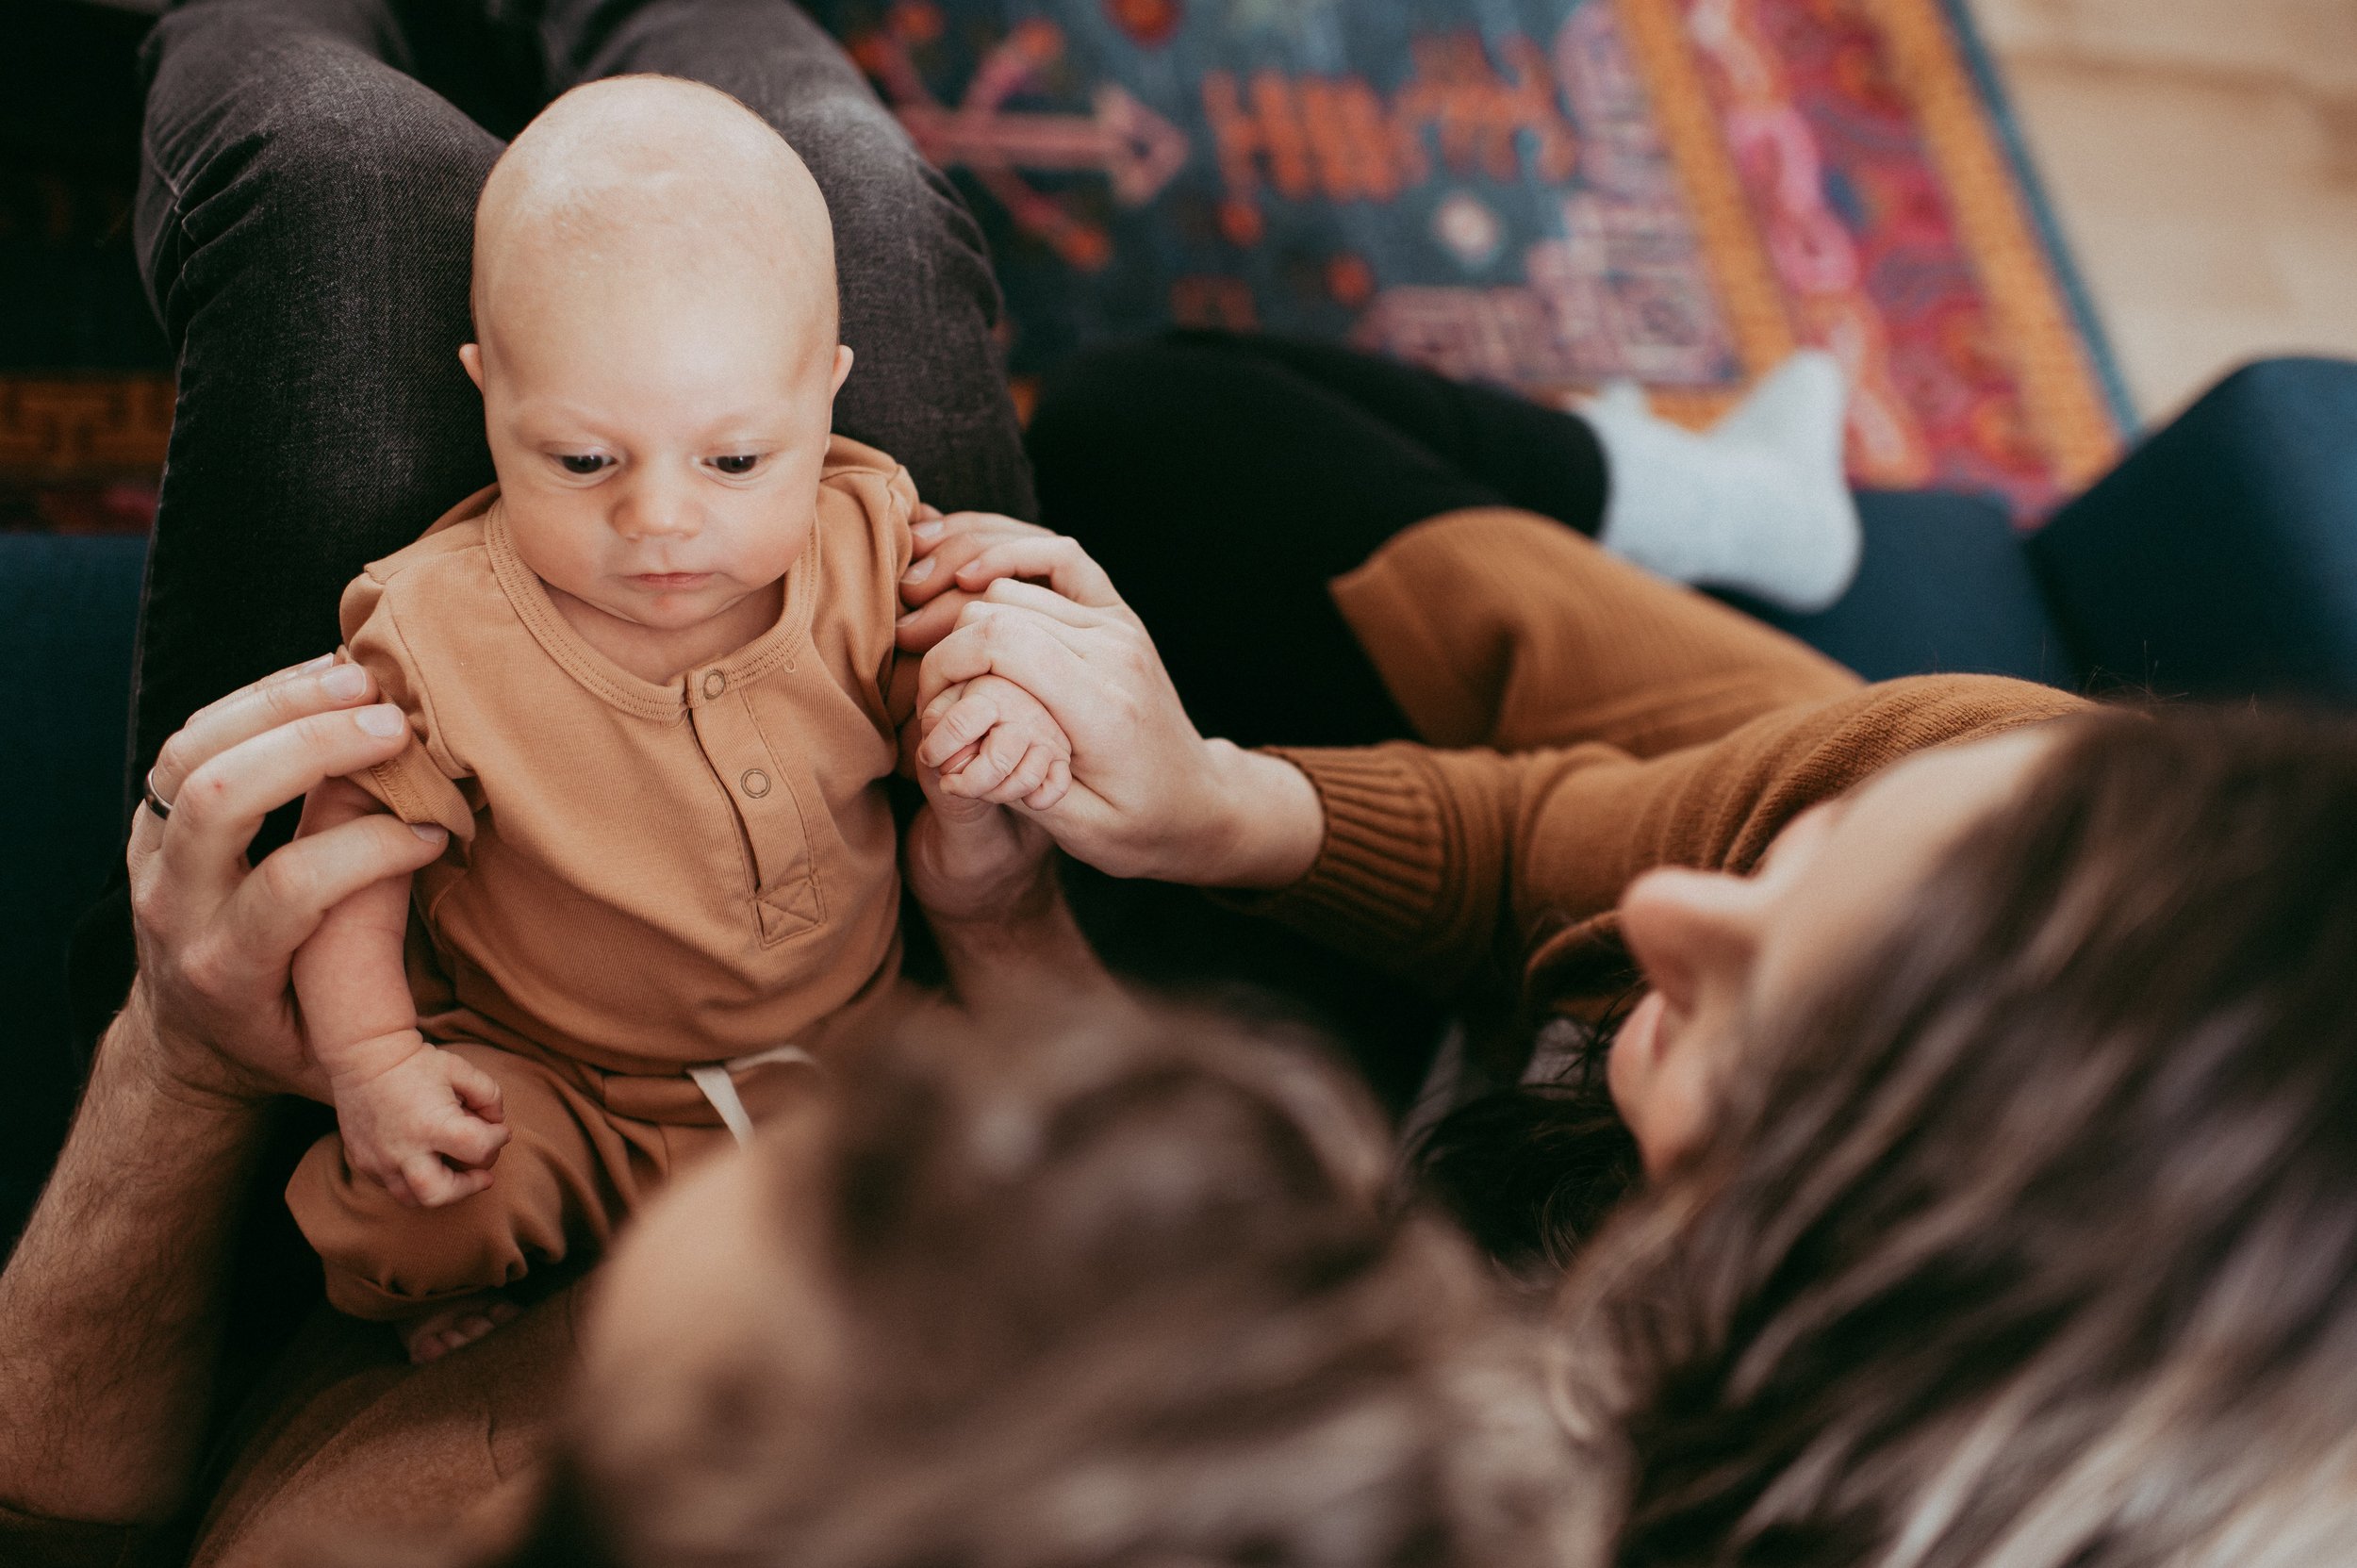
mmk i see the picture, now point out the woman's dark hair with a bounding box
[1412,1001,1643,1278]
[493,1006,1592,1568]
[1558,706,2357,1567]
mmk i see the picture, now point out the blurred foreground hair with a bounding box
[494,1002,1591,1568]
[1561,706,2357,1568]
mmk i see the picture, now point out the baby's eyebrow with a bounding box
[682,416,788,442]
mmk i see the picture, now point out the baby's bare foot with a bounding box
[401,1291,521,1364]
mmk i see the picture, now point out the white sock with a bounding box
[1586,351,1862,613]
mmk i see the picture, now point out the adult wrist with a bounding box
[923,852,1064,936]
[111,982,274,1118]
[929,864,1113,1007]
[1182,740,1325,890]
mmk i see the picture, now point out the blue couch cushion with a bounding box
[2032,357,2357,702]
[0,532,143,1246]
[1722,488,2079,687]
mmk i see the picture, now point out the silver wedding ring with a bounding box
[142,767,175,822]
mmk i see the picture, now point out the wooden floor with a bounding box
[1963,0,2357,425]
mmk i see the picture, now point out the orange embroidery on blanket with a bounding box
[1202,35,1577,233]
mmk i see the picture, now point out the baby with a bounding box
[288,76,1065,1361]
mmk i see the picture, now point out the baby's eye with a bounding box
[712,454,761,476]
[558,454,611,476]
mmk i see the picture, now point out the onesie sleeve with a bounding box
[813,437,921,748]
[337,568,477,841]
[876,468,919,734]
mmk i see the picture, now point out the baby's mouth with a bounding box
[627,571,715,591]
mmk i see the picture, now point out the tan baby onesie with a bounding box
[288,436,919,1317]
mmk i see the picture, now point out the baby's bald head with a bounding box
[471,75,838,365]
[458,78,858,645]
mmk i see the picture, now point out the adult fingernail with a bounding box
[901,556,935,585]
[913,520,945,541]
[302,652,337,671]
[411,824,448,844]
[322,663,368,699]
[355,704,405,737]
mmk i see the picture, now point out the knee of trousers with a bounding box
[138,25,492,339]
[1031,339,1246,435]
[1027,340,1242,500]
[779,100,997,302]
[287,1126,602,1321]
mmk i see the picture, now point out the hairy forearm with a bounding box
[0,987,271,1524]
[931,867,1121,1017]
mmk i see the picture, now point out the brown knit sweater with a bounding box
[1262,677,2085,1058]
[1261,508,2090,1064]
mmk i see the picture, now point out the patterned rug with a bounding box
[818,0,2132,516]
[3,0,2131,533]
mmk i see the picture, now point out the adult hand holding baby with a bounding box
[892,503,1058,652]
[127,654,453,1107]
[896,506,1075,810]
[898,512,1324,891]
[0,656,452,1526]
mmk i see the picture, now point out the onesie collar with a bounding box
[481,497,818,721]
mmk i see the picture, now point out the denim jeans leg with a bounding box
[131,0,505,793]
[527,0,1038,519]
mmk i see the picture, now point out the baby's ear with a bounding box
[830,343,854,398]
[458,342,485,391]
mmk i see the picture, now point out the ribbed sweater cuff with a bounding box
[1225,746,1454,960]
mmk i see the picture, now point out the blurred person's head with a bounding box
[1557,706,2357,1567]
[484,1004,1590,1568]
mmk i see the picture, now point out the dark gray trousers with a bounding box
[130,0,1035,789]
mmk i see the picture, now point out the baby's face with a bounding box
[464,253,850,638]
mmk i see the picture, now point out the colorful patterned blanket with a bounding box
[816,0,2130,517]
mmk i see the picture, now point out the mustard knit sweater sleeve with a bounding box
[1254,674,2091,1005]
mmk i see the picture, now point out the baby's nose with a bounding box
[619,509,696,540]
[614,482,701,540]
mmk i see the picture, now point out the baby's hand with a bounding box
[331,1035,510,1208]
[916,674,1074,811]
